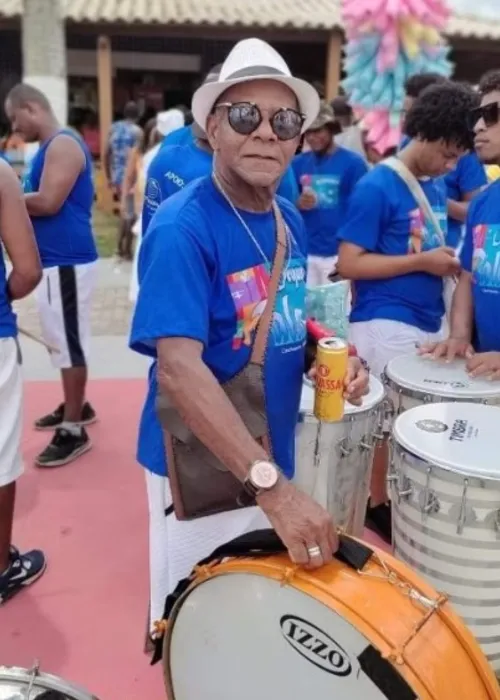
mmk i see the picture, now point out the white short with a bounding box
[35,261,97,370]
[349,318,445,379]
[307,255,338,288]
[144,470,270,633]
[0,338,23,488]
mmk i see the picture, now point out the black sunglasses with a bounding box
[214,101,305,141]
[468,102,500,131]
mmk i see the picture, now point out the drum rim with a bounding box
[393,404,500,481]
[0,665,99,700]
[302,375,385,416]
[384,356,500,400]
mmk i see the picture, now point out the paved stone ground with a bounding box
[14,259,134,337]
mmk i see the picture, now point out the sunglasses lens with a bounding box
[272,109,303,140]
[227,103,261,135]
[483,102,499,128]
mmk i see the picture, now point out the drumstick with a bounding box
[18,326,60,353]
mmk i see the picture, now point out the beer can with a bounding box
[314,337,348,422]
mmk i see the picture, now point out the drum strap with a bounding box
[151,529,373,665]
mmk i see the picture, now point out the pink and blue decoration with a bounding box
[342,0,453,155]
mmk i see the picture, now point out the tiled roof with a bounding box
[1,0,500,38]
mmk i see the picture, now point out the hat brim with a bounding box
[306,116,337,132]
[192,74,320,134]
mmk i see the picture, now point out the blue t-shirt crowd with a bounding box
[130,122,498,482]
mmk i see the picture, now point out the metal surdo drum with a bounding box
[0,663,99,699]
[295,375,385,537]
[390,401,500,675]
[384,354,500,416]
[159,531,499,699]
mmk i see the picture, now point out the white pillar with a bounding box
[22,0,68,126]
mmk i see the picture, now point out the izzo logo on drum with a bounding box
[280,615,352,676]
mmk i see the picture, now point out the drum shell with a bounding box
[0,666,99,699]
[295,377,384,537]
[391,442,500,676]
[162,546,500,700]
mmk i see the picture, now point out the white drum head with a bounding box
[393,402,500,479]
[385,354,500,400]
[168,572,399,699]
[300,375,384,417]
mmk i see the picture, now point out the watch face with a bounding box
[251,461,278,490]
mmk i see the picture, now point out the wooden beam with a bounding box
[96,34,113,213]
[324,30,343,101]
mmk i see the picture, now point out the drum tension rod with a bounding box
[358,553,448,665]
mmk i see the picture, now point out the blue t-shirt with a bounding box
[143,140,300,236]
[161,125,194,148]
[0,251,16,339]
[461,180,500,352]
[337,164,448,332]
[23,130,97,268]
[401,136,487,249]
[293,147,368,257]
[142,142,213,236]
[445,152,487,249]
[130,177,307,478]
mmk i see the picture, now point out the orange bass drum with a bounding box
[157,531,500,700]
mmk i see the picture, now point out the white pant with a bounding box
[144,470,270,633]
[35,261,97,369]
[349,319,445,379]
[307,255,337,288]
[0,338,23,487]
[129,225,141,305]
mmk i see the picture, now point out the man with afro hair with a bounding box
[336,81,477,542]
[402,73,486,250]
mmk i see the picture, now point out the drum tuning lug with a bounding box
[359,438,372,451]
[485,510,500,537]
[387,474,398,483]
[397,487,412,498]
[338,438,352,458]
[395,476,412,503]
[419,490,440,516]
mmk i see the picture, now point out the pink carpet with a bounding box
[1,378,389,699]
[1,379,164,699]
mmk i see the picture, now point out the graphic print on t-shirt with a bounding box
[408,206,445,254]
[227,258,306,350]
[227,263,270,349]
[310,174,340,208]
[472,224,500,289]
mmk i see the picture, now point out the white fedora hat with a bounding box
[192,38,320,133]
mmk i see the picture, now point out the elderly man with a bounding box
[130,38,369,634]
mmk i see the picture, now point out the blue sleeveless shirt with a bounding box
[23,130,98,268]
[0,249,16,338]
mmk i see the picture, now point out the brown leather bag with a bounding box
[155,203,287,520]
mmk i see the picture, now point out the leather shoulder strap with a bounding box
[250,202,287,365]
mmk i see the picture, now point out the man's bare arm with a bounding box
[449,270,474,340]
[337,241,426,280]
[0,161,41,299]
[157,337,270,482]
[24,135,85,216]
